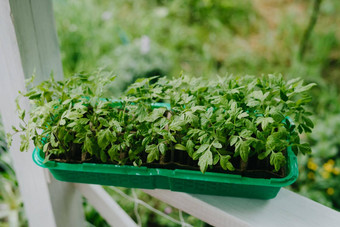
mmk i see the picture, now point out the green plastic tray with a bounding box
[33,145,298,199]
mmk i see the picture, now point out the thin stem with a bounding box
[178,210,186,227]
[298,0,323,61]
[108,187,193,227]
[131,189,142,227]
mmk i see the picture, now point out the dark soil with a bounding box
[47,147,287,179]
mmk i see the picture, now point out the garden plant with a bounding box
[9,73,315,177]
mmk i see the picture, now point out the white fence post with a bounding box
[0,0,84,226]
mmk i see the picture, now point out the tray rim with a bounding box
[33,145,298,187]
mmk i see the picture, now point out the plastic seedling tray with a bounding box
[33,145,298,199]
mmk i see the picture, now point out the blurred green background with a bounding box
[1,0,340,226]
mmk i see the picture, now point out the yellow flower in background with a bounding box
[327,188,335,196]
[321,171,331,179]
[307,159,318,171]
[307,172,315,179]
[333,167,340,175]
[323,159,335,173]
[327,159,335,166]
[323,163,333,173]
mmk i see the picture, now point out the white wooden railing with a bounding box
[1,0,340,226]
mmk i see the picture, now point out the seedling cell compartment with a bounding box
[33,144,298,199]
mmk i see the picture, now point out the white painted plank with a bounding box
[143,190,250,227]
[9,0,63,81]
[0,2,56,226]
[74,184,137,227]
[0,1,84,226]
[143,188,340,227]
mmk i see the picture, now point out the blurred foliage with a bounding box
[0,117,27,227]
[290,114,340,209]
[0,116,7,157]
[54,0,340,80]
[0,0,340,226]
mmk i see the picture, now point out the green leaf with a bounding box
[43,153,53,164]
[100,150,108,163]
[109,119,122,132]
[64,111,82,120]
[266,134,279,151]
[60,119,66,126]
[198,132,209,144]
[226,162,235,171]
[191,106,205,112]
[198,149,213,173]
[287,77,301,86]
[301,124,312,133]
[302,116,314,128]
[294,83,316,93]
[169,120,184,131]
[192,151,201,160]
[258,149,271,160]
[213,154,220,165]
[67,122,77,128]
[230,136,239,146]
[108,145,119,161]
[270,109,285,122]
[27,92,42,100]
[246,99,259,107]
[186,140,195,156]
[78,118,89,125]
[20,135,29,151]
[180,93,193,104]
[167,132,177,143]
[298,143,312,154]
[280,90,288,101]
[244,119,256,132]
[97,129,110,150]
[146,108,167,122]
[84,136,94,155]
[220,155,234,171]
[43,142,50,152]
[6,133,13,147]
[239,129,252,138]
[239,142,250,162]
[256,117,274,130]
[19,110,26,121]
[270,152,286,172]
[99,118,109,127]
[229,101,238,115]
[212,141,222,149]
[158,143,166,155]
[175,144,187,151]
[237,112,249,119]
[11,126,19,133]
[249,90,269,102]
[142,136,151,147]
[196,144,209,154]
[133,158,142,167]
[205,107,214,119]
[50,133,58,147]
[184,111,198,124]
[146,144,159,163]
